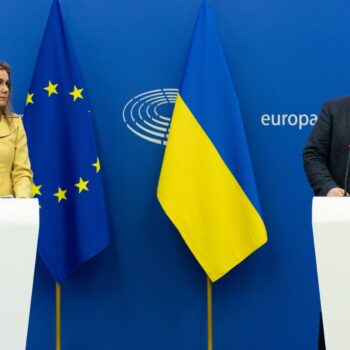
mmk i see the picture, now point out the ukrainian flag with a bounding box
[157,0,267,282]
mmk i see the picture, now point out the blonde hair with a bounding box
[0,62,12,119]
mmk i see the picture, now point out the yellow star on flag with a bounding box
[75,177,89,193]
[92,158,101,173]
[69,85,84,101]
[32,183,42,197]
[54,187,67,203]
[43,81,59,97]
[26,93,34,106]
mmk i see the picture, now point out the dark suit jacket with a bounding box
[303,96,350,196]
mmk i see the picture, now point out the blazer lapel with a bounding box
[0,117,14,137]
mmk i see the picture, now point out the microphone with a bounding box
[344,144,350,196]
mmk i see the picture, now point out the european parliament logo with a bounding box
[123,88,178,145]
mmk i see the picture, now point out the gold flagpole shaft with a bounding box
[207,276,213,350]
[56,282,61,350]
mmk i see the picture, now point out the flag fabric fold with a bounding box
[24,0,109,282]
[157,0,267,282]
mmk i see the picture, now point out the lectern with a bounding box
[312,197,350,350]
[0,199,39,350]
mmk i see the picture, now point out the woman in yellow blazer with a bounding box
[0,62,32,198]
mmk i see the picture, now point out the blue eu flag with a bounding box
[24,0,110,282]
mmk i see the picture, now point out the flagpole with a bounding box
[56,282,61,350]
[207,276,213,350]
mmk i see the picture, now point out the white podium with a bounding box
[312,197,350,350]
[0,199,39,350]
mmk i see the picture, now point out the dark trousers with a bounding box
[319,313,326,350]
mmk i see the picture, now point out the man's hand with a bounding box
[327,187,347,196]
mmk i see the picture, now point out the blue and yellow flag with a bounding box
[24,0,109,282]
[157,0,267,282]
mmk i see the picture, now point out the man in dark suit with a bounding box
[304,97,350,196]
[303,96,350,350]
